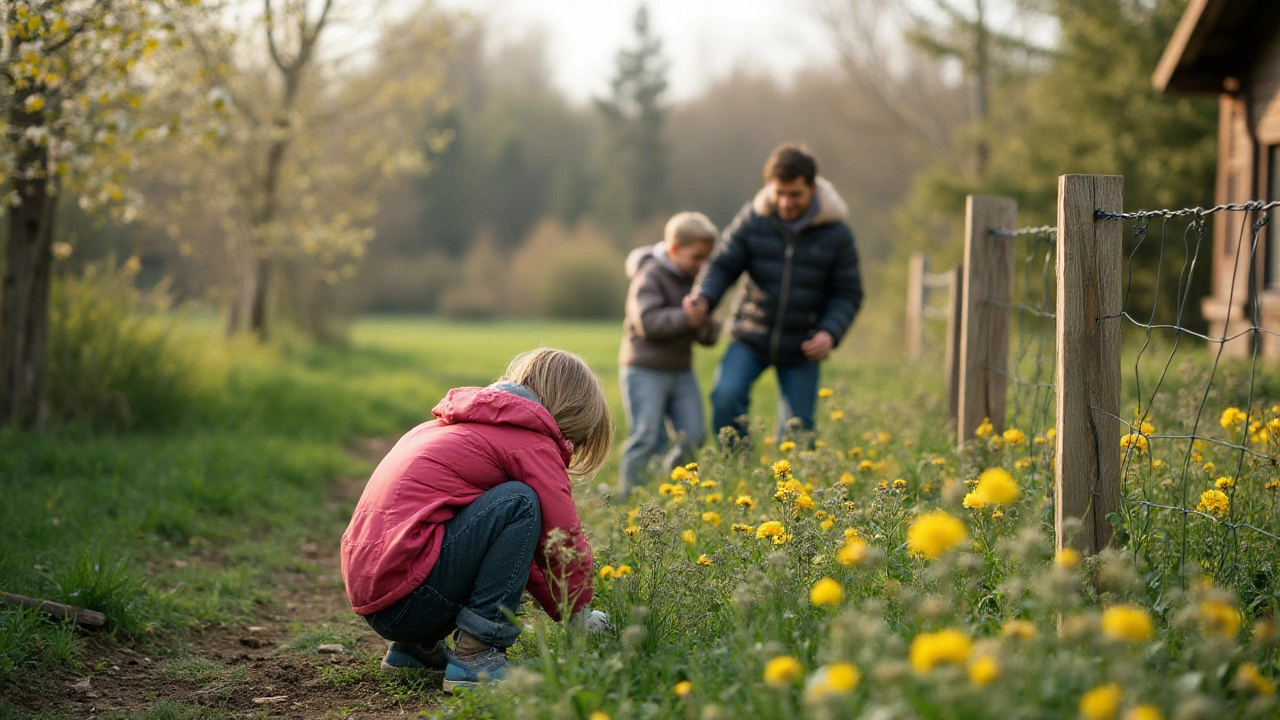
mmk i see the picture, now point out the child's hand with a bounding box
[683,295,709,326]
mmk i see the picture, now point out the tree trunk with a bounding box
[249,256,271,341]
[0,103,56,428]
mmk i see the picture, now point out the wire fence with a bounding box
[983,226,1058,478]
[1099,202,1280,593]
[955,186,1280,597]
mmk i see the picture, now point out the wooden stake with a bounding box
[1055,174,1123,556]
[958,195,1017,450]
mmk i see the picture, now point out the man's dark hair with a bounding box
[762,144,817,186]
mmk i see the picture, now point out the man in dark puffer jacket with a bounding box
[688,144,863,442]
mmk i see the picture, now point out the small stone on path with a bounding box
[252,696,288,704]
[317,644,344,654]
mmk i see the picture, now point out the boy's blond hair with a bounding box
[500,348,613,478]
[664,211,718,248]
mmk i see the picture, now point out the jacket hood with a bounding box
[431,386,574,465]
[751,176,849,227]
[625,241,686,279]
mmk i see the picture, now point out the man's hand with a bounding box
[801,331,835,361]
[683,295,709,327]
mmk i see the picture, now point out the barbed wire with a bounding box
[1095,200,1280,221]
[990,225,1058,238]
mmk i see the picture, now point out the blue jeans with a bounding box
[710,342,820,443]
[363,482,540,649]
[619,365,707,493]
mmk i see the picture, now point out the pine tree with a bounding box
[595,3,670,234]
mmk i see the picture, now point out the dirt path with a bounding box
[6,439,445,720]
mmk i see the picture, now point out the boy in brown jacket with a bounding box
[617,212,721,495]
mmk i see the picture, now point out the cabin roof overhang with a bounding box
[1154,0,1280,94]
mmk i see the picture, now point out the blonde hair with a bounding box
[500,347,613,478]
[664,211,718,248]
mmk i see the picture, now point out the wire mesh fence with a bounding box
[1092,202,1280,597]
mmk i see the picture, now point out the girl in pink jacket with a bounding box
[341,348,613,692]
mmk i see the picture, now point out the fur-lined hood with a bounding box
[751,176,849,227]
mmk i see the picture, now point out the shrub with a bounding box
[46,257,199,431]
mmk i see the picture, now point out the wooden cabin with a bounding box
[1154,0,1280,357]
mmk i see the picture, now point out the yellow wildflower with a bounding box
[1046,428,1056,439]
[1197,598,1241,638]
[909,629,972,673]
[1236,662,1276,696]
[701,511,722,527]
[682,529,697,545]
[809,577,843,607]
[699,480,717,489]
[803,662,859,702]
[931,457,947,466]
[1120,432,1149,455]
[843,527,860,541]
[820,518,835,531]
[671,466,690,482]
[773,459,792,477]
[858,459,875,471]
[615,564,633,577]
[893,479,907,490]
[1002,428,1027,445]
[838,472,854,485]
[967,655,1000,686]
[796,494,815,510]
[1202,462,1215,474]
[779,441,797,453]
[756,521,786,541]
[837,538,870,567]
[907,511,968,559]
[697,554,712,566]
[705,493,723,504]
[658,483,676,496]
[731,523,755,535]
[1001,619,1038,640]
[1079,683,1122,720]
[818,387,834,399]
[848,447,863,458]
[1266,479,1279,491]
[736,495,755,508]
[1055,548,1081,569]
[1196,489,1229,517]
[598,565,616,580]
[763,656,803,687]
[1125,707,1164,720]
[975,418,993,438]
[674,680,693,697]
[1214,476,1234,489]
[1014,458,1031,471]
[1220,407,1248,430]
[830,410,845,421]
[963,492,987,510]
[624,526,639,537]
[1101,605,1153,643]
[991,508,1004,520]
[589,712,611,720]
[976,467,1020,505]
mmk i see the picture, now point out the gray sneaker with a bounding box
[379,640,448,674]
[442,646,508,693]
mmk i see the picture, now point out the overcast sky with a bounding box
[427,0,838,103]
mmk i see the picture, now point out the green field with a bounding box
[1,316,1276,720]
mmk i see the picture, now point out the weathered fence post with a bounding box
[945,264,963,425]
[1055,174,1123,556]
[905,253,926,359]
[957,195,1017,450]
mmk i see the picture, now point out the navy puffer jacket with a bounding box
[696,177,863,366]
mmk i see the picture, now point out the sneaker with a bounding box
[379,640,448,674]
[442,646,508,693]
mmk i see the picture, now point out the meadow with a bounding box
[0,311,1277,720]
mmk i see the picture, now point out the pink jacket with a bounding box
[340,386,594,619]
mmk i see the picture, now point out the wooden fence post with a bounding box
[945,264,963,425]
[905,253,926,359]
[1055,174,1123,556]
[957,196,1017,450]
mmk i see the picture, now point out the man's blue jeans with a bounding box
[363,482,540,649]
[710,342,820,442]
[619,365,706,493]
